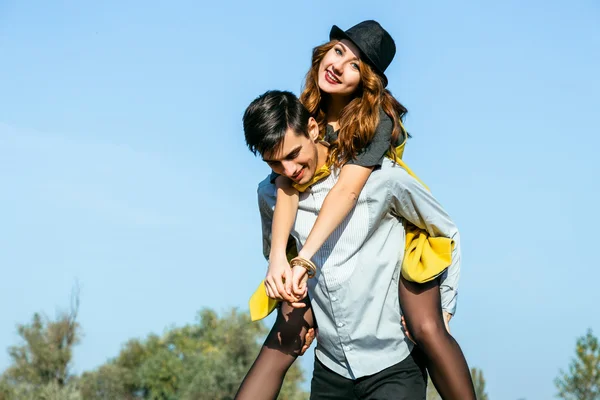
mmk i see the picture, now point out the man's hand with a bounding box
[401,311,453,343]
[264,256,297,303]
[400,316,413,343]
[299,327,317,356]
[443,311,452,333]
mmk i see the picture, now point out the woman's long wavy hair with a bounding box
[300,41,409,167]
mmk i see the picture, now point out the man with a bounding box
[238,90,460,399]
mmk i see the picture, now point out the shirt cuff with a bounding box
[439,271,458,316]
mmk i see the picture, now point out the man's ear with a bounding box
[308,117,319,142]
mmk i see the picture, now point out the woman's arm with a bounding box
[290,164,373,296]
[266,176,300,302]
[297,164,373,260]
[291,112,394,295]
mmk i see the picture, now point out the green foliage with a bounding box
[471,367,489,400]
[426,376,441,400]
[426,367,488,400]
[0,294,80,400]
[0,380,82,400]
[555,329,600,400]
[1,304,307,399]
[4,310,79,388]
[78,364,134,399]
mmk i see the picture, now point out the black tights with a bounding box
[236,278,476,400]
[399,276,476,400]
[235,298,315,400]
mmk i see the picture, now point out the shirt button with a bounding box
[343,345,351,352]
[337,322,344,328]
[331,296,337,301]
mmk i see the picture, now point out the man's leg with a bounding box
[310,358,358,400]
[356,350,428,400]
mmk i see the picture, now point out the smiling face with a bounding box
[317,39,362,97]
[261,117,321,185]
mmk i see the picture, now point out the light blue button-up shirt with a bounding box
[258,158,460,379]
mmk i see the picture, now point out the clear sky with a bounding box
[1,1,598,399]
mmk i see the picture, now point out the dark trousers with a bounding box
[310,350,427,400]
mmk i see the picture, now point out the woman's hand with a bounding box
[287,264,309,308]
[264,255,297,303]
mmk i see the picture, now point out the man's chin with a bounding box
[297,174,314,186]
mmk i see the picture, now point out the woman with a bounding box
[238,20,476,400]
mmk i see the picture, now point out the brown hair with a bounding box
[300,41,408,167]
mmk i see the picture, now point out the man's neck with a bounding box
[316,142,330,170]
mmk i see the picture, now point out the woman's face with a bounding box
[318,40,362,97]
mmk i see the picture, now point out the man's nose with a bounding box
[282,161,297,177]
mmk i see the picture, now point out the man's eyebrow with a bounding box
[262,145,301,162]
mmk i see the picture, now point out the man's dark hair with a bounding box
[243,90,311,157]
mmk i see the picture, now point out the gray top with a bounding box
[257,158,460,379]
[325,108,403,168]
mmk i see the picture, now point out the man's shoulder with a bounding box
[371,158,407,180]
[257,175,276,204]
[368,158,420,191]
[373,158,427,195]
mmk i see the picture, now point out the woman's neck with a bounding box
[325,95,351,129]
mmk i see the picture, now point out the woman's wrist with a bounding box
[297,249,314,261]
[269,250,288,262]
[290,256,317,278]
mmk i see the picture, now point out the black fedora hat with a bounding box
[330,20,396,87]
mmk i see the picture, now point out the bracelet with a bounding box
[290,256,317,279]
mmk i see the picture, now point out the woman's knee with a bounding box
[263,307,312,355]
[409,315,447,345]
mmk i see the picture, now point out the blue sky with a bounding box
[1,1,598,399]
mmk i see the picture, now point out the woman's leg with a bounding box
[235,298,316,400]
[399,276,476,400]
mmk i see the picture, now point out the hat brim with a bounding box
[329,25,389,87]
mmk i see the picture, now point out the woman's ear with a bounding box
[308,117,319,142]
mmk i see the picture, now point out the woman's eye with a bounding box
[335,48,342,55]
[351,63,359,70]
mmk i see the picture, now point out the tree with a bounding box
[0,292,80,400]
[79,308,307,399]
[555,328,600,400]
[2,302,308,399]
[426,377,441,400]
[471,367,489,400]
[426,367,489,400]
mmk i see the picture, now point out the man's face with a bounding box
[262,118,320,185]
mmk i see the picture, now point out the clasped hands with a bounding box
[264,255,316,356]
[264,255,311,308]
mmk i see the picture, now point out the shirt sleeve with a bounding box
[347,109,393,167]
[388,167,461,315]
[257,185,274,262]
